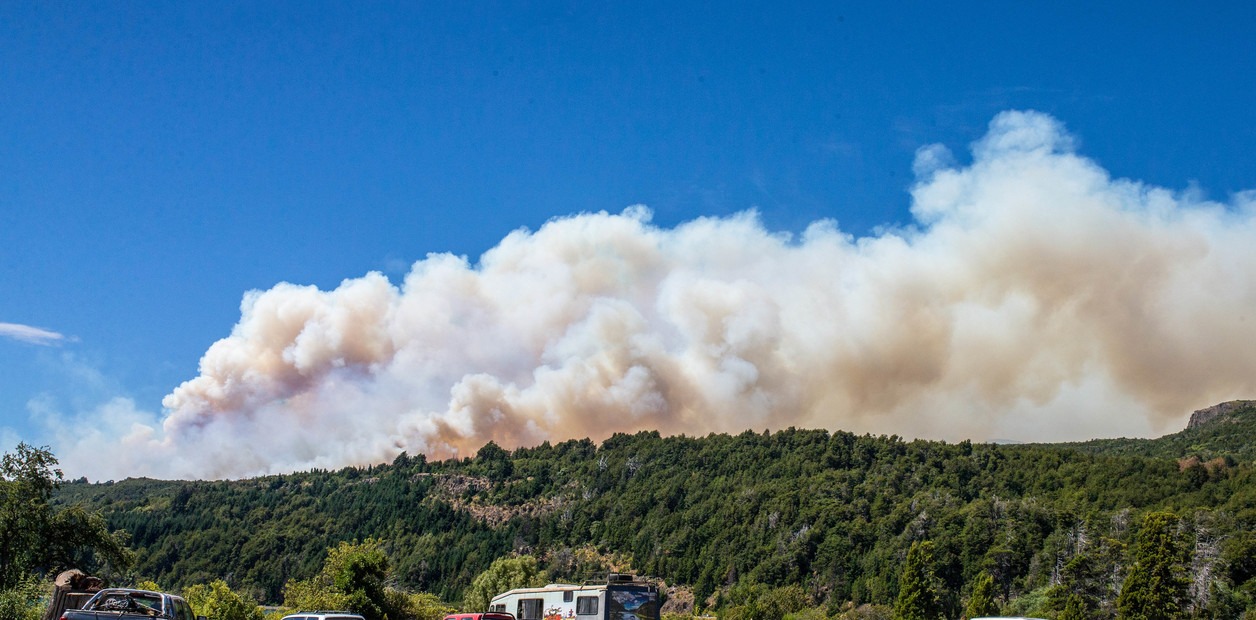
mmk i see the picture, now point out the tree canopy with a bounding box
[46,409,1256,618]
[461,555,544,612]
[1116,512,1190,620]
[1,443,130,587]
[895,541,944,620]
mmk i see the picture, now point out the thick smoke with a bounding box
[56,111,1256,479]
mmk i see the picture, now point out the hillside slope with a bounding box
[52,412,1256,617]
[1062,400,1256,462]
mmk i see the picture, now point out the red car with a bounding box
[443,614,515,620]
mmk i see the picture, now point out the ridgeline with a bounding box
[1063,400,1256,462]
[51,402,1256,617]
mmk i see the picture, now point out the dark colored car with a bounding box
[59,588,203,620]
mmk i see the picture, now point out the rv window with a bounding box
[564,591,573,602]
[517,598,543,620]
[576,596,598,615]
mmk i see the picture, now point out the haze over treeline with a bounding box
[47,111,1256,480]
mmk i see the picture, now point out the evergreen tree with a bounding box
[1116,511,1190,620]
[895,541,945,620]
[1047,538,1123,615]
[1058,593,1088,620]
[965,571,999,618]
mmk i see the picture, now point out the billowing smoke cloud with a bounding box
[54,111,1256,479]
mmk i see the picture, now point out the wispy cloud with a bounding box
[0,322,67,346]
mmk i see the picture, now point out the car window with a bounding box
[133,594,162,611]
[91,592,162,612]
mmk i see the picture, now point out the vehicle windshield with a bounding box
[90,592,165,616]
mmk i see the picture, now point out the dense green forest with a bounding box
[40,402,1256,618]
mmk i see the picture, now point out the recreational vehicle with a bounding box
[488,574,659,620]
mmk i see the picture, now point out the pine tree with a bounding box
[895,540,945,620]
[965,571,999,618]
[1058,593,1088,620]
[1116,511,1190,620]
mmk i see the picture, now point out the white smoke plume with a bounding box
[54,111,1256,479]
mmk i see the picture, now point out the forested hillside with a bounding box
[51,404,1256,618]
[1065,400,1256,462]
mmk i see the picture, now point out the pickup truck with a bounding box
[58,588,204,620]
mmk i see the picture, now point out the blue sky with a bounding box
[3,2,1255,478]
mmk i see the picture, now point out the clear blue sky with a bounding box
[3,2,1255,473]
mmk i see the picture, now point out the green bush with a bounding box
[0,575,46,620]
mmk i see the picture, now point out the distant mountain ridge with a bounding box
[1064,400,1256,462]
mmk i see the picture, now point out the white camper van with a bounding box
[488,574,659,620]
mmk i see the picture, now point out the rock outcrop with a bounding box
[1187,400,1256,430]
